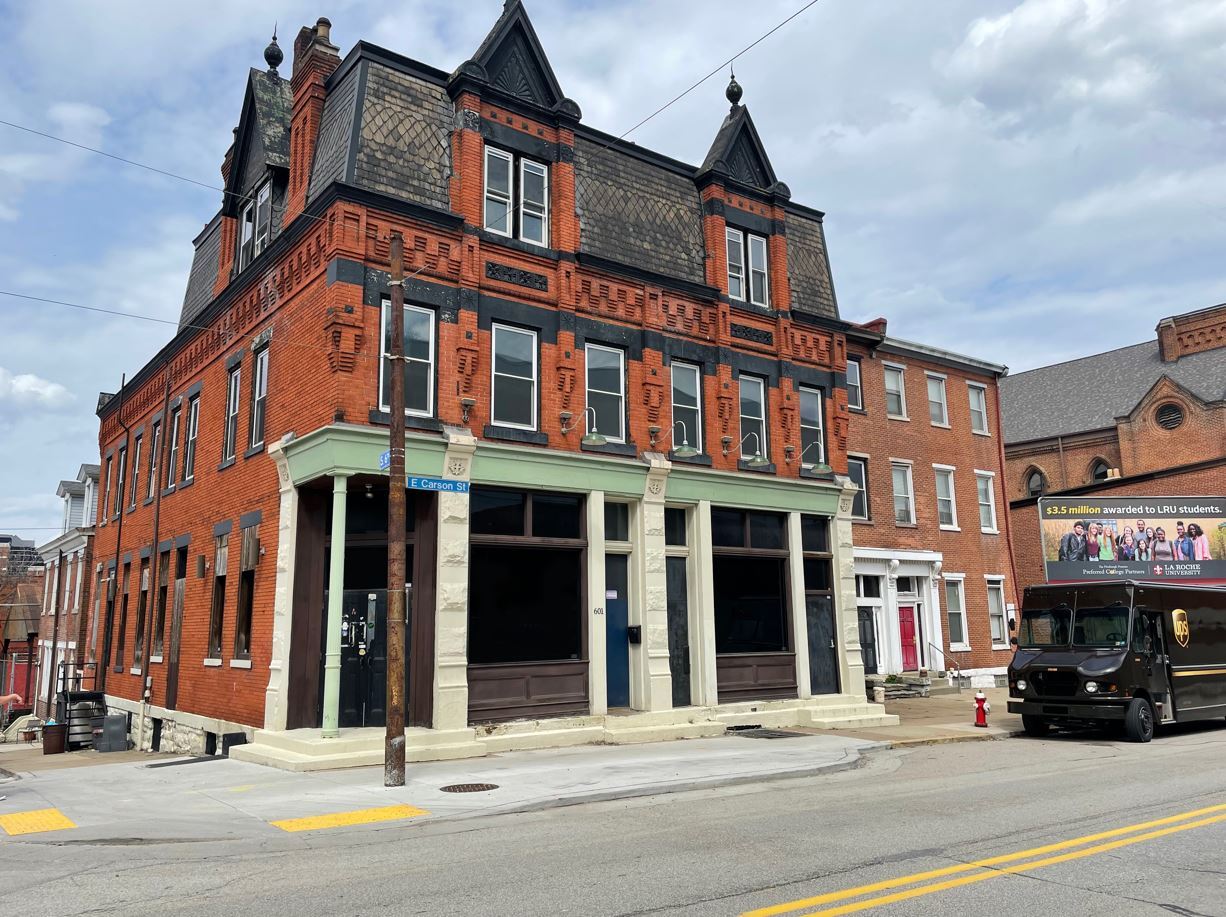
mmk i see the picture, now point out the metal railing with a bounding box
[927,643,964,693]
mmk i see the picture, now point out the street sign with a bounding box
[379,450,391,470]
[407,476,469,494]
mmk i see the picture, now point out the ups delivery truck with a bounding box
[1008,581,1226,742]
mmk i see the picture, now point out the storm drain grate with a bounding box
[732,728,808,740]
[440,783,499,793]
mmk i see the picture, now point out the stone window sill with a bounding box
[484,424,548,446]
[150,655,164,664]
[581,440,638,458]
[229,658,252,669]
[203,658,223,668]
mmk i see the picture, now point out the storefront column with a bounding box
[587,489,608,716]
[639,457,674,711]
[786,511,812,699]
[321,473,349,739]
[832,477,866,694]
[262,441,297,731]
[433,429,475,732]
[692,499,719,707]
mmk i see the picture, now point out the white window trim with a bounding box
[129,436,142,510]
[585,343,626,443]
[925,372,949,428]
[223,366,241,461]
[847,453,870,521]
[943,573,970,651]
[968,382,991,436]
[483,147,513,238]
[491,324,538,431]
[184,397,200,482]
[518,158,549,247]
[932,464,959,531]
[985,576,1009,648]
[146,421,161,502]
[250,347,270,448]
[726,226,745,301]
[975,469,999,534]
[747,233,770,307]
[883,362,909,420]
[738,375,767,459]
[799,386,825,467]
[165,409,180,491]
[378,300,436,419]
[670,362,702,454]
[890,459,916,526]
[253,181,272,257]
[846,359,863,410]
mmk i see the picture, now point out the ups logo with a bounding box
[1172,609,1190,648]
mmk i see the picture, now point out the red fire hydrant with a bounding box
[973,690,991,728]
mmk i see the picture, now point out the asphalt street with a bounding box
[4,723,1226,916]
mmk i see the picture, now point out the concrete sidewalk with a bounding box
[826,686,1022,745]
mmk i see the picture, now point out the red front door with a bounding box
[898,605,918,671]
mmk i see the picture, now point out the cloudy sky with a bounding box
[2,0,1225,541]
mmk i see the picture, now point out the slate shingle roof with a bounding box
[179,214,222,328]
[999,339,1226,444]
[249,69,293,169]
[787,212,838,319]
[307,63,362,201]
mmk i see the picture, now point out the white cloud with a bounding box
[0,367,73,408]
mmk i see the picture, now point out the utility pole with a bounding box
[385,231,407,787]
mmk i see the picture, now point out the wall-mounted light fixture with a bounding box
[460,397,476,425]
[788,442,832,474]
[561,407,607,447]
[724,431,770,468]
[647,420,699,458]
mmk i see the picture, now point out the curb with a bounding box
[885,729,1026,749]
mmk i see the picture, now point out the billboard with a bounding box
[1039,496,1226,582]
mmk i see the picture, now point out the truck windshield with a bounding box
[1072,606,1129,648]
[1018,606,1071,647]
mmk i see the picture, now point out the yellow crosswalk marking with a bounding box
[0,807,77,836]
[270,803,428,833]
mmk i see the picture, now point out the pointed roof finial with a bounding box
[264,24,284,74]
[726,66,743,108]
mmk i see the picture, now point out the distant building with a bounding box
[1002,303,1226,588]
[845,322,1016,688]
[0,535,42,575]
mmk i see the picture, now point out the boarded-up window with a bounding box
[234,525,259,659]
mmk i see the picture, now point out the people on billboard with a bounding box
[1085,523,1101,562]
[1151,527,1175,562]
[1097,523,1115,560]
[1144,526,1156,545]
[1187,523,1212,560]
[1174,522,1194,561]
[1117,526,1134,549]
[1059,521,1088,561]
[1118,532,1137,561]
[1135,537,1150,561]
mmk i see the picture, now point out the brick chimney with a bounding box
[285,17,341,227]
[1156,318,1180,363]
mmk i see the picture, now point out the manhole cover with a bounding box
[439,783,499,793]
[733,728,807,739]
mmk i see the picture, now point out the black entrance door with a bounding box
[321,587,410,729]
[665,556,691,707]
[806,594,839,695]
[858,607,878,675]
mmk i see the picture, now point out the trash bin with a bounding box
[43,722,68,755]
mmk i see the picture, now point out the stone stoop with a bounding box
[229,726,486,772]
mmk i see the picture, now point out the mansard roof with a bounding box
[179,213,222,328]
[469,0,566,111]
[222,68,293,217]
[699,103,782,193]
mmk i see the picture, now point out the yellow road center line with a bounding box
[0,808,77,836]
[270,804,429,833]
[796,812,1226,917]
[743,800,1226,917]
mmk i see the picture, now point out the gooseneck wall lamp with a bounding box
[791,441,833,474]
[560,406,608,447]
[647,420,700,459]
[724,431,771,468]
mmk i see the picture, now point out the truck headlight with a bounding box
[1015,679,1027,692]
[1084,681,1099,694]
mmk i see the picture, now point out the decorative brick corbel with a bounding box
[324,305,363,373]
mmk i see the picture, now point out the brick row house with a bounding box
[1002,302,1226,590]
[1,535,44,717]
[844,325,1019,687]
[90,3,893,763]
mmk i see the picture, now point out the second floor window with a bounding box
[847,457,869,520]
[103,456,113,522]
[114,446,126,516]
[976,472,998,532]
[184,395,200,481]
[166,408,180,489]
[147,420,161,501]
[249,347,269,449]
[223,366,241,462]
[484,148,549,246]
[670,362,702,454]
[968,383,989,434]
[491,324,537,430]
[884,365,907,418]
[935,467,957,528]
[379,300,435,417]
[891,461,915,525]
[585,344,625,443]
[799,387,824,467]
[128,435,142,510]
[726,227,769,307]
[738,375,767,459]
[846,359,863,410]
[238,181,271,270]
[927,374,948,426]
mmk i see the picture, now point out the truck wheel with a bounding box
[1022,715,1050,737]
[1125,698,1154,743]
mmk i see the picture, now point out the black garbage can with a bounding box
[42,722,68,755]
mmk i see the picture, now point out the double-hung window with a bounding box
[725,227,769,306]
[987,578,1008,647]
[207,533,228,660]
[585,344,625,442]
[379,299,435,418]
[884,364,907,418]
[926,373,948,426]
[846,359,863,410]
[183,396,200,481]
[483,147,549,246]
[944,577,968,648]
[891,461,915,525]
[976,471,998,533]
[847,456,869,520]
[799,386,824,467]
[128,435,142,511]
[165,408,180,489]
[249,347,269,449]
[968,383,989,434]
[670,362,702,454]
[934,466,958,529]
[238,181,272,270]
[146,421,161,501]
[738,375,767,459]
[223,366,241,463]
[491,324,537,430]
[114,447,127,516]
[103,456,113,522]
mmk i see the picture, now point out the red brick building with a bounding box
[91,3,893,763]
[1002,302,1226,590]
[844,324,1018,686]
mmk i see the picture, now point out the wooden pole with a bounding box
[385,232,407,786]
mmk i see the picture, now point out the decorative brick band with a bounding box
[485,261,549,292]
[731,323,773,346]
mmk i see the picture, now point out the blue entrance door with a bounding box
[605,554,630,708]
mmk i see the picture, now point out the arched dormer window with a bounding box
[1089,459,1110,483]
[1025,468,1046,498]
